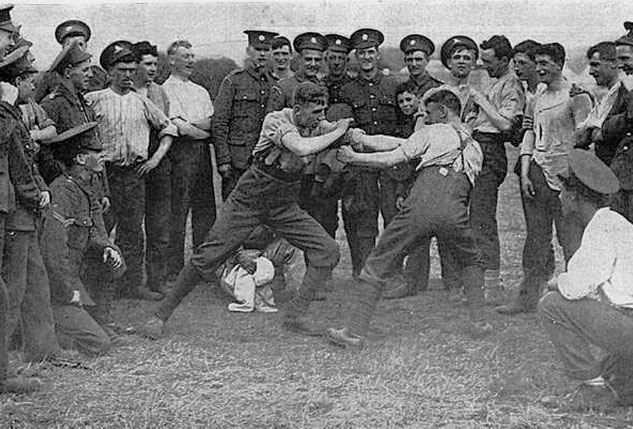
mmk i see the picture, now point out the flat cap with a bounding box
[244,30,278,49]
[440,35,479,69]
[615,21,633,47]
[325,34,352,54]
[50,39,92,73]
[55,19,91,44]
[99,40,134,70]
[400,34,435,56]
[350,28,384,50]
[0,4,18,34]
[47,122,102,151]
[293,32,328,52]
[559,149,620,195]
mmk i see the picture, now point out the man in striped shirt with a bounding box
[86,41,177,301]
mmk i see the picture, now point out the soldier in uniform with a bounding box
[340,28,400,277]
[401,34,442,97]
[34,19,91,103]
[138,82,351,340]
[324,34,352,108]
[41,123,124,356]
[0,4,46,393]
[270,36,293,81]
[214,30,278,199]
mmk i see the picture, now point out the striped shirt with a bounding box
[85,88,177,166]
[162,75,214,123]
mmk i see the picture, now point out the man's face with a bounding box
[535,54,561,85]
[16,74,35,101]
[404,50,429,77]
[424,101,445,125]
[448,47,476,79]
[0,29,15,58]
[68,58,92,92]
[397,91,420,116]
[616,45,633,75]
[326,50,347,77]
[247,45,270,67]
[136,54,158,83]
[512,52,536,81]
[78,149,104,173]
[295,99,326,129]
[109,61,136,91]
[170,46,195,78]
[481,48,506,78]
[271,45,290,70]
[588,52,618,87]
[355,46,379,73]
[300,48,323,78]
[62,35,87,50]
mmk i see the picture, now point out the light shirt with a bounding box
[520,79,592,190]
[558,208,633,308]
[162,75,214,123]
[472,70,525,134]
[581,80,623,130]
[85,88,177,166]
[400,123,483,186]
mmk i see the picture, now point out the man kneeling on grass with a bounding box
[139,82,352,339]
[539,149,633,412]
[327,89,491,348]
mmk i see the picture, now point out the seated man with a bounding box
[41,123,125,356]
[327,89,488,348]
[539,149,633,412]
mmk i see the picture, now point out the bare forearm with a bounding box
[150,136,173,163]
[478,98,513,131]
[348,147,407,169]
[358,134,405,152]
[285,128,346,157]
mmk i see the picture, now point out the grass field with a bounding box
[2,147,633,428]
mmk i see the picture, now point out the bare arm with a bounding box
[172,117,211,139]
[337,145,408,169]
[282,119,352,157]
[31,124,57,142]
[354,133,406,153]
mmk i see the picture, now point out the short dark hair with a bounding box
[586,41,616,61]
[293,81,327,106]
[167,40,192,56]
[395,82,415,97]
[271,36,292,52]
[534,43,566,68]
[425,89,462,116]
[480,35,512,60]
[561,172,610,208]
[511,39,541,61]
[132,41,158,61]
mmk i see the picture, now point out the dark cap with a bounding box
[0,45,29,70]
[400,34,435,56]
[47,122,101,151]
[99,40,134,70]
[325,34,352,54]
[0,4,18,34]
[293,32,328,53]
[440,35,479,69]
[350,28,384,50]
[558,149,620,195]
[615,21,633,47]
[243,30,278,49]
[50,39,92,73]
[55,19,91,45]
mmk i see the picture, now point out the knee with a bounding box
[537,290,564,319]
[307,237,340,268]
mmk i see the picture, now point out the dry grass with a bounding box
[2,147,633,428]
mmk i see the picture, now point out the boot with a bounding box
[383,277,416,300]
[495,279,543,315]
[0,376,42,394]
[463,266,493,339]
[326,327,366,349]
[484,269,505,305]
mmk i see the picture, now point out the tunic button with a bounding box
[369,83,373,86]
[260,91,265,95]
[371,107,377,112]
[369,94,375,99]
[261,104,265,108]
[627,132,632,137]
[373,121,378,125]
[625,146,629,151]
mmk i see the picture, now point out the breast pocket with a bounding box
[377,94,398,124]
[231,89,261,144]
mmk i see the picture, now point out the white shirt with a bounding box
[558,208,633,308]
[162,75,214,124]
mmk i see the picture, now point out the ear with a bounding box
[75,152,88,166]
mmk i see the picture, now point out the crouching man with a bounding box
[41,123,125,355]
[539,149,633,412]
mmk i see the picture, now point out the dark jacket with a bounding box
[213,66,276,170]
[601,88,633,189]
[267,71,328,113]
[41,173,123,305]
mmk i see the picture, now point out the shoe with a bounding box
[467,321,494,339]
[281,317,322,337]
[228,303,255,312]
[130,287,164,301]
[448,287,467,305]
[0,376,43,394]
[383,282,416,300]
[326,327,366,349]
[484,287,504,306]
[541,385,619,412]
[256,305,278,313]
[136,317,165,340]
[43,350,91,370]
[312,292,327,302]
[495,293,538,315]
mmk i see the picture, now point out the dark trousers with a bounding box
[299,174,338,238]
[145,156,171,291]
[221,167,246,201]
[0,215,8,383]
[3,230,59,361]
[611,189,633,224]
[342,169,379,276]
[53,304,111,356]
[157,166,340,321]
[520,162,582,294]
[106,163,145,292]
[168,138,216,277]
[470,133,507,270]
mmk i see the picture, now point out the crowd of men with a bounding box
[1,3,633,413]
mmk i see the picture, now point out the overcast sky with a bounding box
[14,0,633,71]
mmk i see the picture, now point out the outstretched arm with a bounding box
[282,118,353,157]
